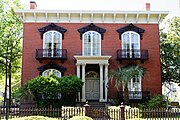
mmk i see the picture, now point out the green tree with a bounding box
[110,64,145,105]
[160,17,180,85]
[0,0,23,105]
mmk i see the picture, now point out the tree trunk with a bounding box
[123,83,129,105]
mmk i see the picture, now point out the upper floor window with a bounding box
[43,31,62,57]
[83,31,101,56]
[42,69,61,78]
[122,31,140,58]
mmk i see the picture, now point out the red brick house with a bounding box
[16,2,168,103]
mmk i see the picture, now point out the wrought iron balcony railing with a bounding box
[117,49,148,60]
[118,91,150,100]
[35,49,67,63]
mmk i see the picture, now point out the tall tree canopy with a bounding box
[0,0,23,101]
[160,17,180,85]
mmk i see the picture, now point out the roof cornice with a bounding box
[15,9,168,24]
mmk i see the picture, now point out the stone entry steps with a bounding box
[76,101,111,108]
[76,101,113,119]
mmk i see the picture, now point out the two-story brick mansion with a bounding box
[16,1,168,103]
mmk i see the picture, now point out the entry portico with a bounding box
[74,56,111,102]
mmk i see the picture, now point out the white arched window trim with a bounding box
[43,31,62,57]
[42,69,61,78]
[82,31,101,56]
[121,31,140,58]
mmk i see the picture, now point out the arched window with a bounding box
[122,31,140,58]
[83,31,101,56]
[42,69,61,78]
[43,31,62,57]
[85,71,99,78]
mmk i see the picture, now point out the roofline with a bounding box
[15,9,169,24]
[15,9,169,14]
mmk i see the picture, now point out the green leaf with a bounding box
[160,17,180,85]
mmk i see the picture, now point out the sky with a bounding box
[20,0,180,18]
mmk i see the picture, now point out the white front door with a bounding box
[85,78,100,100]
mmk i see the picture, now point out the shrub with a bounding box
[69,116,93,120]
[20,75,83,107]
[60,75,83,94]
[138,95,166,109]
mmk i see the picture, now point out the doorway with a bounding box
[85,71,100,100]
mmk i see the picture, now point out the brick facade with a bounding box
[22,23,162,99]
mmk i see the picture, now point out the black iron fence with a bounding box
[0,106,179,120]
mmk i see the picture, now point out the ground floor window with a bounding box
[128,77,142,99]
[42,69,61,78]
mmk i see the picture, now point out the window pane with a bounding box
[42,69,51,76]
[52,69,61,77]
[131,33,138,43]
[45,32,52,43]
[84,33,88,43]
[84,42,91,56]
[128,78,141,91]
[56,72,61,77]
[93,32,100,43]
[42,69,61,78]
[92,32,100,56]
[122,33,130,58]
[44,32,52,57]
[44,43,50,49]
[88,32,91,42]
[123,33,130,43]
[131,33,140,49]
[55,43,61,49]
[53,32,62,50]
[122,33,130,50]
[83,33,91,56]
[54,32,61,43]
[131,32,140,58]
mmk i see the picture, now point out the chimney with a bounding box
[146,3,150,11]
[30,1,37,9]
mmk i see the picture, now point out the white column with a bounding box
[76,63,81,101]
[99,64,104,102]
[104,64,109,102]
[81,64,86,102]
[76,63,80,78]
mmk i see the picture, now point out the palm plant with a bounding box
[110,64,145,105]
